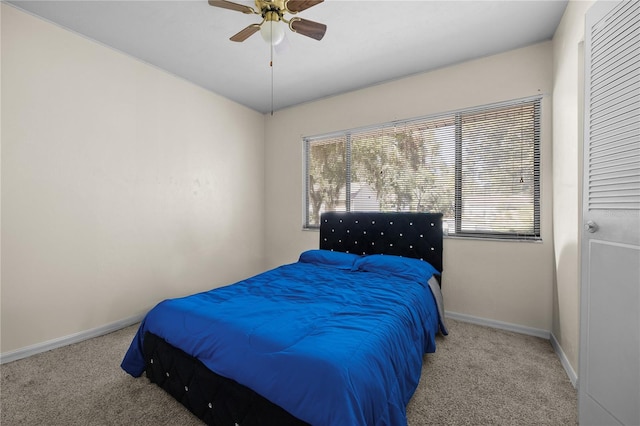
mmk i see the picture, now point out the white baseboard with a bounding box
[550,332,578,388]
[0,314,145,364]
[445,311,578,387]
[445,310,550,339]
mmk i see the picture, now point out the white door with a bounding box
[580,1,640,425]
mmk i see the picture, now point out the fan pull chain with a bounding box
[270,40,274,116]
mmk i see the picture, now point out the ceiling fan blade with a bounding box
[289,17,326,41]
[286,0,323,13]
[230,24,261,42]
[208,0,255,14]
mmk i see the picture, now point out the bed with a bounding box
[121,211,447,425]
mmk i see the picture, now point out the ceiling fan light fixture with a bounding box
[260,18,286,45]
[210,0,326,43]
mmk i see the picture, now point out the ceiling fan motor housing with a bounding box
[258,0,287,18]
[210,0,326,42]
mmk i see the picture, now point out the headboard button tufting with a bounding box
[318,212,443,274]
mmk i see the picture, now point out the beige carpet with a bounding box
[1,319,577,425]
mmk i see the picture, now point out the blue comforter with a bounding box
[122,250,446,425]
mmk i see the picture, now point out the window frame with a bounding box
[303,97,542,241]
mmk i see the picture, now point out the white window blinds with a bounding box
[305,97,541,240]
[458,101,541,237]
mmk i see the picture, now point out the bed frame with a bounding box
[143,212,443,425]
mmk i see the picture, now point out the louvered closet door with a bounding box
[579,1,640,425]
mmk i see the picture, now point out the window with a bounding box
[304,98,541,240]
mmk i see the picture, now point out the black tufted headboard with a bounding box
[319,212,443,275]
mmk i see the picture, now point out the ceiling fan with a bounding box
[208,0,327,44]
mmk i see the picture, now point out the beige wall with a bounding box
[0,4,3,330]
[1,5,265,353]
[551,0,594,374]
[264,42,555,332]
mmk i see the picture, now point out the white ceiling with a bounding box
[8,0,568,114]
